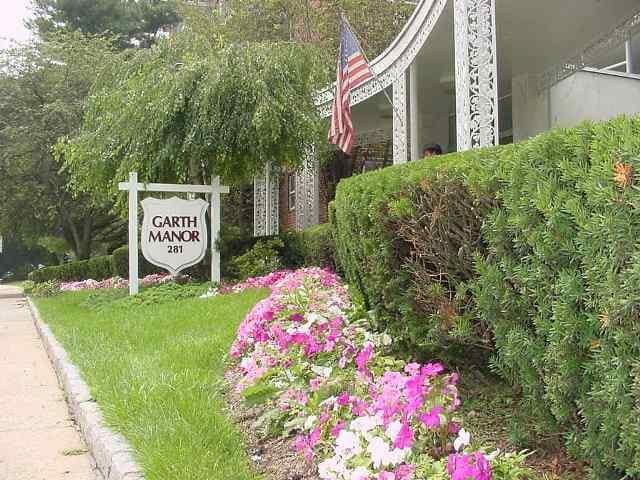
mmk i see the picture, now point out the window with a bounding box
[288,174,296,212]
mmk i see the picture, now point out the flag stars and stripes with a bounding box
[328,20,373,155]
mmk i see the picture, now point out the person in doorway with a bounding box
[423,143,443,157]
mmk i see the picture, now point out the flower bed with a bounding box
[59,273,172,291]
[228,268,530,480]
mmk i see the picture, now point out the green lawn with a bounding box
[34,286,269,480]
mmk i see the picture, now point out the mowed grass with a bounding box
[34,287,268,480]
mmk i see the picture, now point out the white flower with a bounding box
[385,421,403,442]
[367,436,391,468]
[320,396,337,407]
[319,455,346,480]
[366,436,409,469]
[307,312,325,324]
[350,466,371,480]
[311,365,333,378]
[199,287,219,299]
[350,415,380,434]
[485,449,500,461]
[304,415,318,430]
[381,334,393,346]
[387,447,410,466]
[335,430,362,459]
[454,428,471,452]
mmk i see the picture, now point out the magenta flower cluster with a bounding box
[59,273,172,292]
[229,268,495,480]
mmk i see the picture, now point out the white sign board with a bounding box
[141,197,208,275]
[119,173,229,295]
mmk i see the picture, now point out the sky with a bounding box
[0,0,33,49]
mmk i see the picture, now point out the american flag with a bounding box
[328,20,373,155]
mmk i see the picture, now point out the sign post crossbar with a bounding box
[118,173,229,296]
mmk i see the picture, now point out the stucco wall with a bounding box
[513,70,640,142]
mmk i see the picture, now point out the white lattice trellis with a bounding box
[393,71,408,164]
[295,148,320,231]
[454,0,499,151]
[253,163,279,237]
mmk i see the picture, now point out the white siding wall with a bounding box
[513,70,640,142]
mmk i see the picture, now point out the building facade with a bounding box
[254,0,640,236]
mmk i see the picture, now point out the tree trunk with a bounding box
[62,214,93,260]
[77,216,94,260]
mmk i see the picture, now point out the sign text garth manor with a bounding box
[148,215,202,243]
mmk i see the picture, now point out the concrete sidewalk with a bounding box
[0,284,97,480]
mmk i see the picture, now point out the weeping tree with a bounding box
[63,29,327,202]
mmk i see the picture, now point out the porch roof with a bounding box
[315,0,640,119]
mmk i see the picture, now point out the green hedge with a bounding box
[331,149,500,359]
[471,117,640,478]
[28,255,113,283]
[226,225,338,281]
[331,115,640,477]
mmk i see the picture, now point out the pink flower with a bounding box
[395,464,416,480]
[330,420,346,438]
[421,362,444,377]
[309,427,321,447]
[337,392,351,406]
[356,343,374,372]
[404,363,421,375]
[394,423,414,449]
[378,472,395,480]
[447,452,492,480]
[419,406,443,429]
[290,312,304,322]
[352,399,369,416]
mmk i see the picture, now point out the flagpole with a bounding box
[340,14,405,127]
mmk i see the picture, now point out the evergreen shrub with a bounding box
[471,117,640,478]
[331,149,501,360]
[331,115,640,476]
[110,246,163,279]
[29,255,113,283]
[231,238,284,280]
[299,223,337,270]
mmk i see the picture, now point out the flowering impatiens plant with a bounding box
[59,273,172,291]
[227,268,531,480]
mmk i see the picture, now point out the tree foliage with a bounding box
[0,34,125,259]
[63,28,327,199]
[29,0,182,48]
[215,0,415,76]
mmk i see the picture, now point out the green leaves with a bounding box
[64,35,325,202]
[241,381,280,407]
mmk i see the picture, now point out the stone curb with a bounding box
[27,297,145,480]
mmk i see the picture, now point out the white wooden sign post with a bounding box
[118,172,229,296]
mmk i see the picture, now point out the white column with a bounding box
[409,62,420,161]
[295,146,320,231]
[253,171,267,237]
[254,164,279,237]
[393,71,408,164]
[626,37,635,74]
[128,172,139,296]
[454,0,499,151]
[210,176,221,284]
